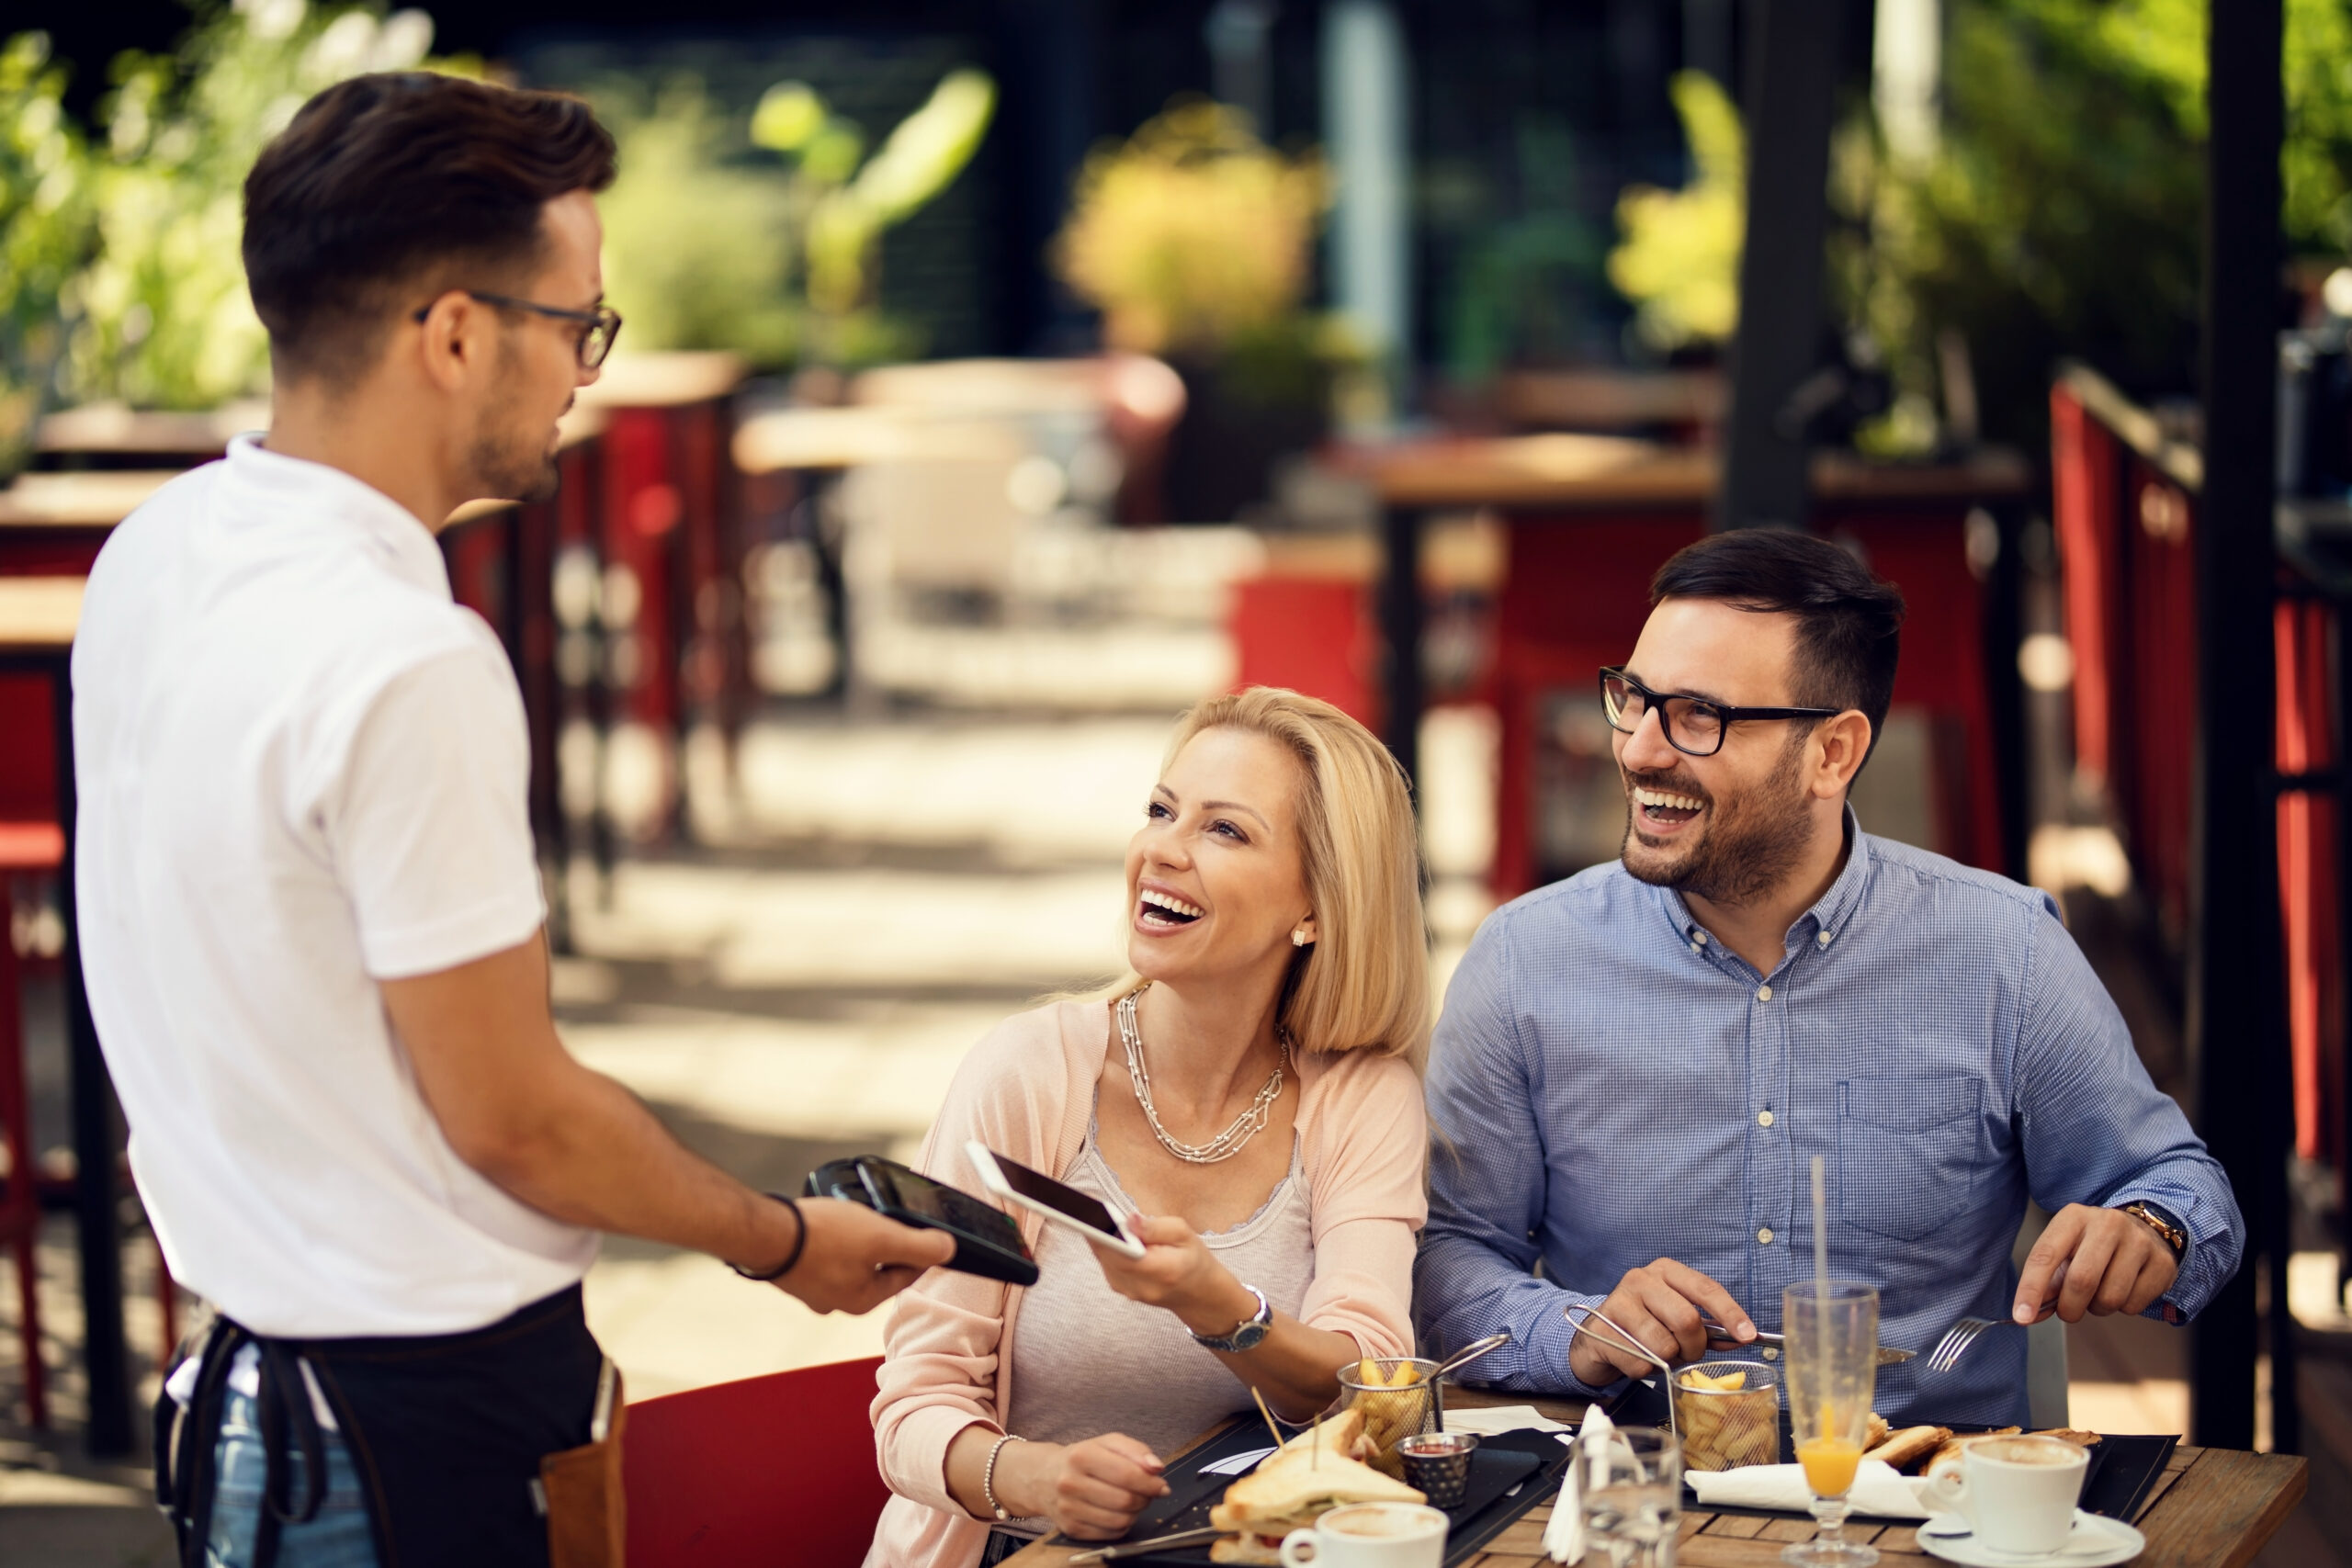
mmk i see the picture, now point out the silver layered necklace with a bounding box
[1115,983,1289,1165]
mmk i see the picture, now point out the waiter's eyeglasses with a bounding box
[1599,666,1841,758]
[412,290,624,370]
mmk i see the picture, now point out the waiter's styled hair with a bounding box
[243,73,616,384]
[1649,529,1906,760]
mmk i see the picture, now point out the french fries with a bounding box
[1673,1365,1780,1471]
[1344,1358,1430,1479]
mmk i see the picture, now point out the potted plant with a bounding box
[1054,99,1342,523]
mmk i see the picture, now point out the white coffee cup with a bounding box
[1277,1502,1450,1567]
[1923,1434,2090,1555]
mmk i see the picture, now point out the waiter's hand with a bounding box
[2013,1204,2178,1325]
[1567,1258,1755,1387]
[765,1198,956,1314]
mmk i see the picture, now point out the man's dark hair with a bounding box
[1649,529,1906,760]
[243,73,616,384]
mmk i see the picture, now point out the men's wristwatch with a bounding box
[1193,1284,1273,1352]
[2119,1201,2188,1259]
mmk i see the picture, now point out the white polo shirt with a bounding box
[74,434,596,1339]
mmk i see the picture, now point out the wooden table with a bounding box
[0,577,135,1457]
[1003,1388,2306,1568]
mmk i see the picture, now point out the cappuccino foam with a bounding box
[1977,1437,2085,1467]
[1329,1506,1440,1539]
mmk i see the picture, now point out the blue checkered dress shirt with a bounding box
[1414,817,2242,1427]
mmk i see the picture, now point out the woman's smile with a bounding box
[1134,881,1207,935]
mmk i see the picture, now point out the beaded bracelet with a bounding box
[983,1432,1024,1521]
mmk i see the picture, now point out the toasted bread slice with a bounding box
[1210,1536,1284,1565]
[1864,1413,1892,1451]
[1861,1425,1952,1472]
[1209,1450,1423,1533]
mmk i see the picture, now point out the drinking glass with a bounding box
[1571,1426,1680,1568]
[1781,1282,1880,1568]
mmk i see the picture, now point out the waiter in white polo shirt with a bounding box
[72,73,955,1568]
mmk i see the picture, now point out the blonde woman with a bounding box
[866,688,1430,1568]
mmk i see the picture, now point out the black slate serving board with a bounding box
[1064,1422,1573,1566]
[1603,1379,2179,1522]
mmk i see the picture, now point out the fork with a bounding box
[1924,1316,2004,1372]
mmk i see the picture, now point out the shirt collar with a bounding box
[1654,805,1874,955]
[221,433,452,599]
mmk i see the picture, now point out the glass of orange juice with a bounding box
[1781,1282,1879,1568]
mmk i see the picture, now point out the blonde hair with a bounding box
[1109,686,1431,1067]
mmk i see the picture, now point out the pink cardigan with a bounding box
[864,998,1428,1568]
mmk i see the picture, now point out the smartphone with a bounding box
[964,1141,1148,1258]
[803,1156,1039,1287]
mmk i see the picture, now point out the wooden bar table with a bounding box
[1002,1387,2305,1568]
[0,469,179,574]
[0,575,135,1457]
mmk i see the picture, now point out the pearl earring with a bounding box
[1292,929,1310,947]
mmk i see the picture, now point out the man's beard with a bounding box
[1620,728,1815,905]
[467,349,561,503]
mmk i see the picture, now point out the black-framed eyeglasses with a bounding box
[412,289,623,369]
[1599,665,1842,758]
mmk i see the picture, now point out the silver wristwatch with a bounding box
[1192,1284,1273,1352]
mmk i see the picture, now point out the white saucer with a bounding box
[1917,1510,2145,1567]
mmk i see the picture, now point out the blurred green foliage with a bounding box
[0,2,992,440]
[1610,0,2352,451]
[595,65,993,368]
[0,32,93,468]
[1608,73,1746,356]
[1055,101,1329,356]
[61,3,460,412]
[1436,116,1610,381]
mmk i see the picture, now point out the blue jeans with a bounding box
[203,1385,378,1568]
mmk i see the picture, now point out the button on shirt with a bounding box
[74,435,593,1339]
[1414,818,2241,1427]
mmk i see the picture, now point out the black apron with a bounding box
[156,1283,603,1568]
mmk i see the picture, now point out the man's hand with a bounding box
[768,1198,956,1315]
[1568,1258,1755,1387]
[2013,1204,2178,1325]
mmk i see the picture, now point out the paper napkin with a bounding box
[1442,1404,1577,1438]
[1686,1460,1932,1520]
[1544,1403,1618,1561]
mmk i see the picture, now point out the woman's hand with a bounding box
[1090,1213,1260,1337]
[998,1434,1170,1540]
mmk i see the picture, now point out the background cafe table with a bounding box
[1001,1387,2306,1568]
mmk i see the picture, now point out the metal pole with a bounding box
[1380,505,1424,795]
[2188,0,2287,1454]
[1716,0,1844,533]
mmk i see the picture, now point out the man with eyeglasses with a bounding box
[1413,529,2240,1426]
[73,73,952,1567]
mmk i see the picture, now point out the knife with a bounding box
[1066,1527,1228,1563]
[1704,1325,1916,1364]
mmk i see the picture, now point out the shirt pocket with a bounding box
[1837,1075,1981,1242]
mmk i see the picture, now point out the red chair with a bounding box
[624,1354,894,1568]
[0,819,62,1427]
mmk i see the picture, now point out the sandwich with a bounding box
[1208,1410,1427,1563]
[1860,1425,1951,1472]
